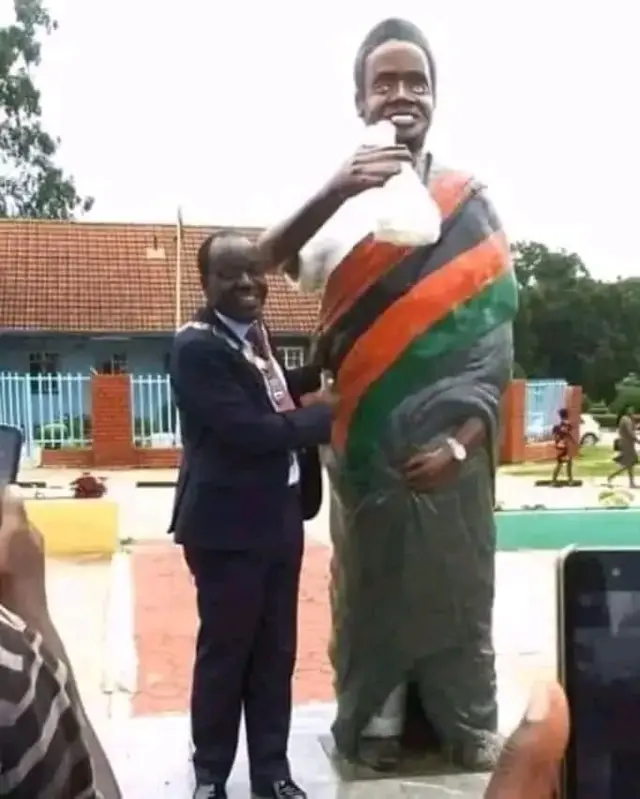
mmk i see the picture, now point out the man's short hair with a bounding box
[196,231,255,289]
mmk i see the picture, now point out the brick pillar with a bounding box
[565,385,583,457]
[91,374,136,467]
[500,379,526,464]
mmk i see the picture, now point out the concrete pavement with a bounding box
[42,544,557,797]
[19,466,635,548]
[28,469,568,796]
[45,558,113,722]
[106,549,557,797]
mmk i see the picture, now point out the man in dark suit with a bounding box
[169,232,333,799]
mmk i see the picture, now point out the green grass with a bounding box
[500,445,616,478]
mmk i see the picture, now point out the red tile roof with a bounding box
[0,220,321,335]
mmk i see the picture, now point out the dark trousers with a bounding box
[183,491,304,792]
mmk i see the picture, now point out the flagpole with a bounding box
[175,207,183,330]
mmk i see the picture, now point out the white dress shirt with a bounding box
[216,312,300,486]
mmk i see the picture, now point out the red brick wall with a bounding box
[41,448,93,468]
[91,374,137,467]
[500,381,582,464]
[37,375,182,470]
[500,380,526,464]
[136,448,181,469]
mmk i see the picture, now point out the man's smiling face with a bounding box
[204,237,267,323]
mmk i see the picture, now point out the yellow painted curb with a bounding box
[25,499,118,557]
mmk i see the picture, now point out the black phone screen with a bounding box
[0,426,22,484]
[563,549,640,798]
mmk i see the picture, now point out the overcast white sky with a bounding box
[14,0,640,278]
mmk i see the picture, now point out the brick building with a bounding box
[0,219,320,464]
[0,219,320,376]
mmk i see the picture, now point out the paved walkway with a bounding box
[20,467,640,549]
[45,558,113,722]
[131,544,556,719]
[105,708,492,797]
[132,542,333,714]
[29,469,568,796]
[106,545,556,797]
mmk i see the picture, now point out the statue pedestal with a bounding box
[318,735,489,796]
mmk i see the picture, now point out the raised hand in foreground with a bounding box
[0,486,122,798]
[485,681,569,798]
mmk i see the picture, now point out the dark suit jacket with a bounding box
[168,311,331,550]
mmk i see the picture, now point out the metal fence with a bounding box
[1,370,569,457]
[131,374,181,447]
[525,379,568,442]
[131,348,305,447]
[0,372,91,460]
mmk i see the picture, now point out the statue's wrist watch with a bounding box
[445,437,467,462]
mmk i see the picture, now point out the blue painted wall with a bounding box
[0,333,308,445]
[0,333,172,375]
[0,333,172,433]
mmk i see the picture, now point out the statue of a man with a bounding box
[259,17,517,773]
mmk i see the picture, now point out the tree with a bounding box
[512,241,640,404]
[611,373,640,416]
[0,0,92,218]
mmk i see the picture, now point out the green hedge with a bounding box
[591,412,617,429]
[33,416,92,449]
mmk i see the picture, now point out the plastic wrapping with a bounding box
[362,120,442,246]
[295,121,441,293]
[303,163,519,759]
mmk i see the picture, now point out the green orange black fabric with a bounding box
[318,164,519,758]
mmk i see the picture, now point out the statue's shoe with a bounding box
[450,732,504,772]
[356,736,401,772]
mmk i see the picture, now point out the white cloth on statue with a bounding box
[362,684,407,739]
[289,139,439,295]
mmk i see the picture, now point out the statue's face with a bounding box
[358,40,434,151]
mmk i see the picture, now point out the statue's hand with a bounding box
[403,445,458,490]
[485,682,568,799]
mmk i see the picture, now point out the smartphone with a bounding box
[0,425,22,485]
[557,547,640,798]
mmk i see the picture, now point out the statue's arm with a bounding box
[256,184,346,277]
[453,322,515,456]
[453,416,486,453]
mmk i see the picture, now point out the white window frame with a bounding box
[29,351,60,395]
[99,352,128,375]
[277,346,305,369]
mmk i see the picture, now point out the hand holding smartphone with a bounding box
[557,547,640,798]
[0,425,22,486]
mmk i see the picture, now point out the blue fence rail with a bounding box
[0,372,91,458]
[525,379,568,442]
[131,374,181,447]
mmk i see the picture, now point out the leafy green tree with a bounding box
[512,241,640,404]
[611,373,640,416]
[0,0,92,218]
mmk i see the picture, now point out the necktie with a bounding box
[246,322,270,360]
[247,323,295,411]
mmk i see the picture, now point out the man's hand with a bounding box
[0,486,47,622]
[300,387,339,410]
[403,445,459,491]
[485,682,569,798]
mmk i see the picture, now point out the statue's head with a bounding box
[353,18,436,155]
